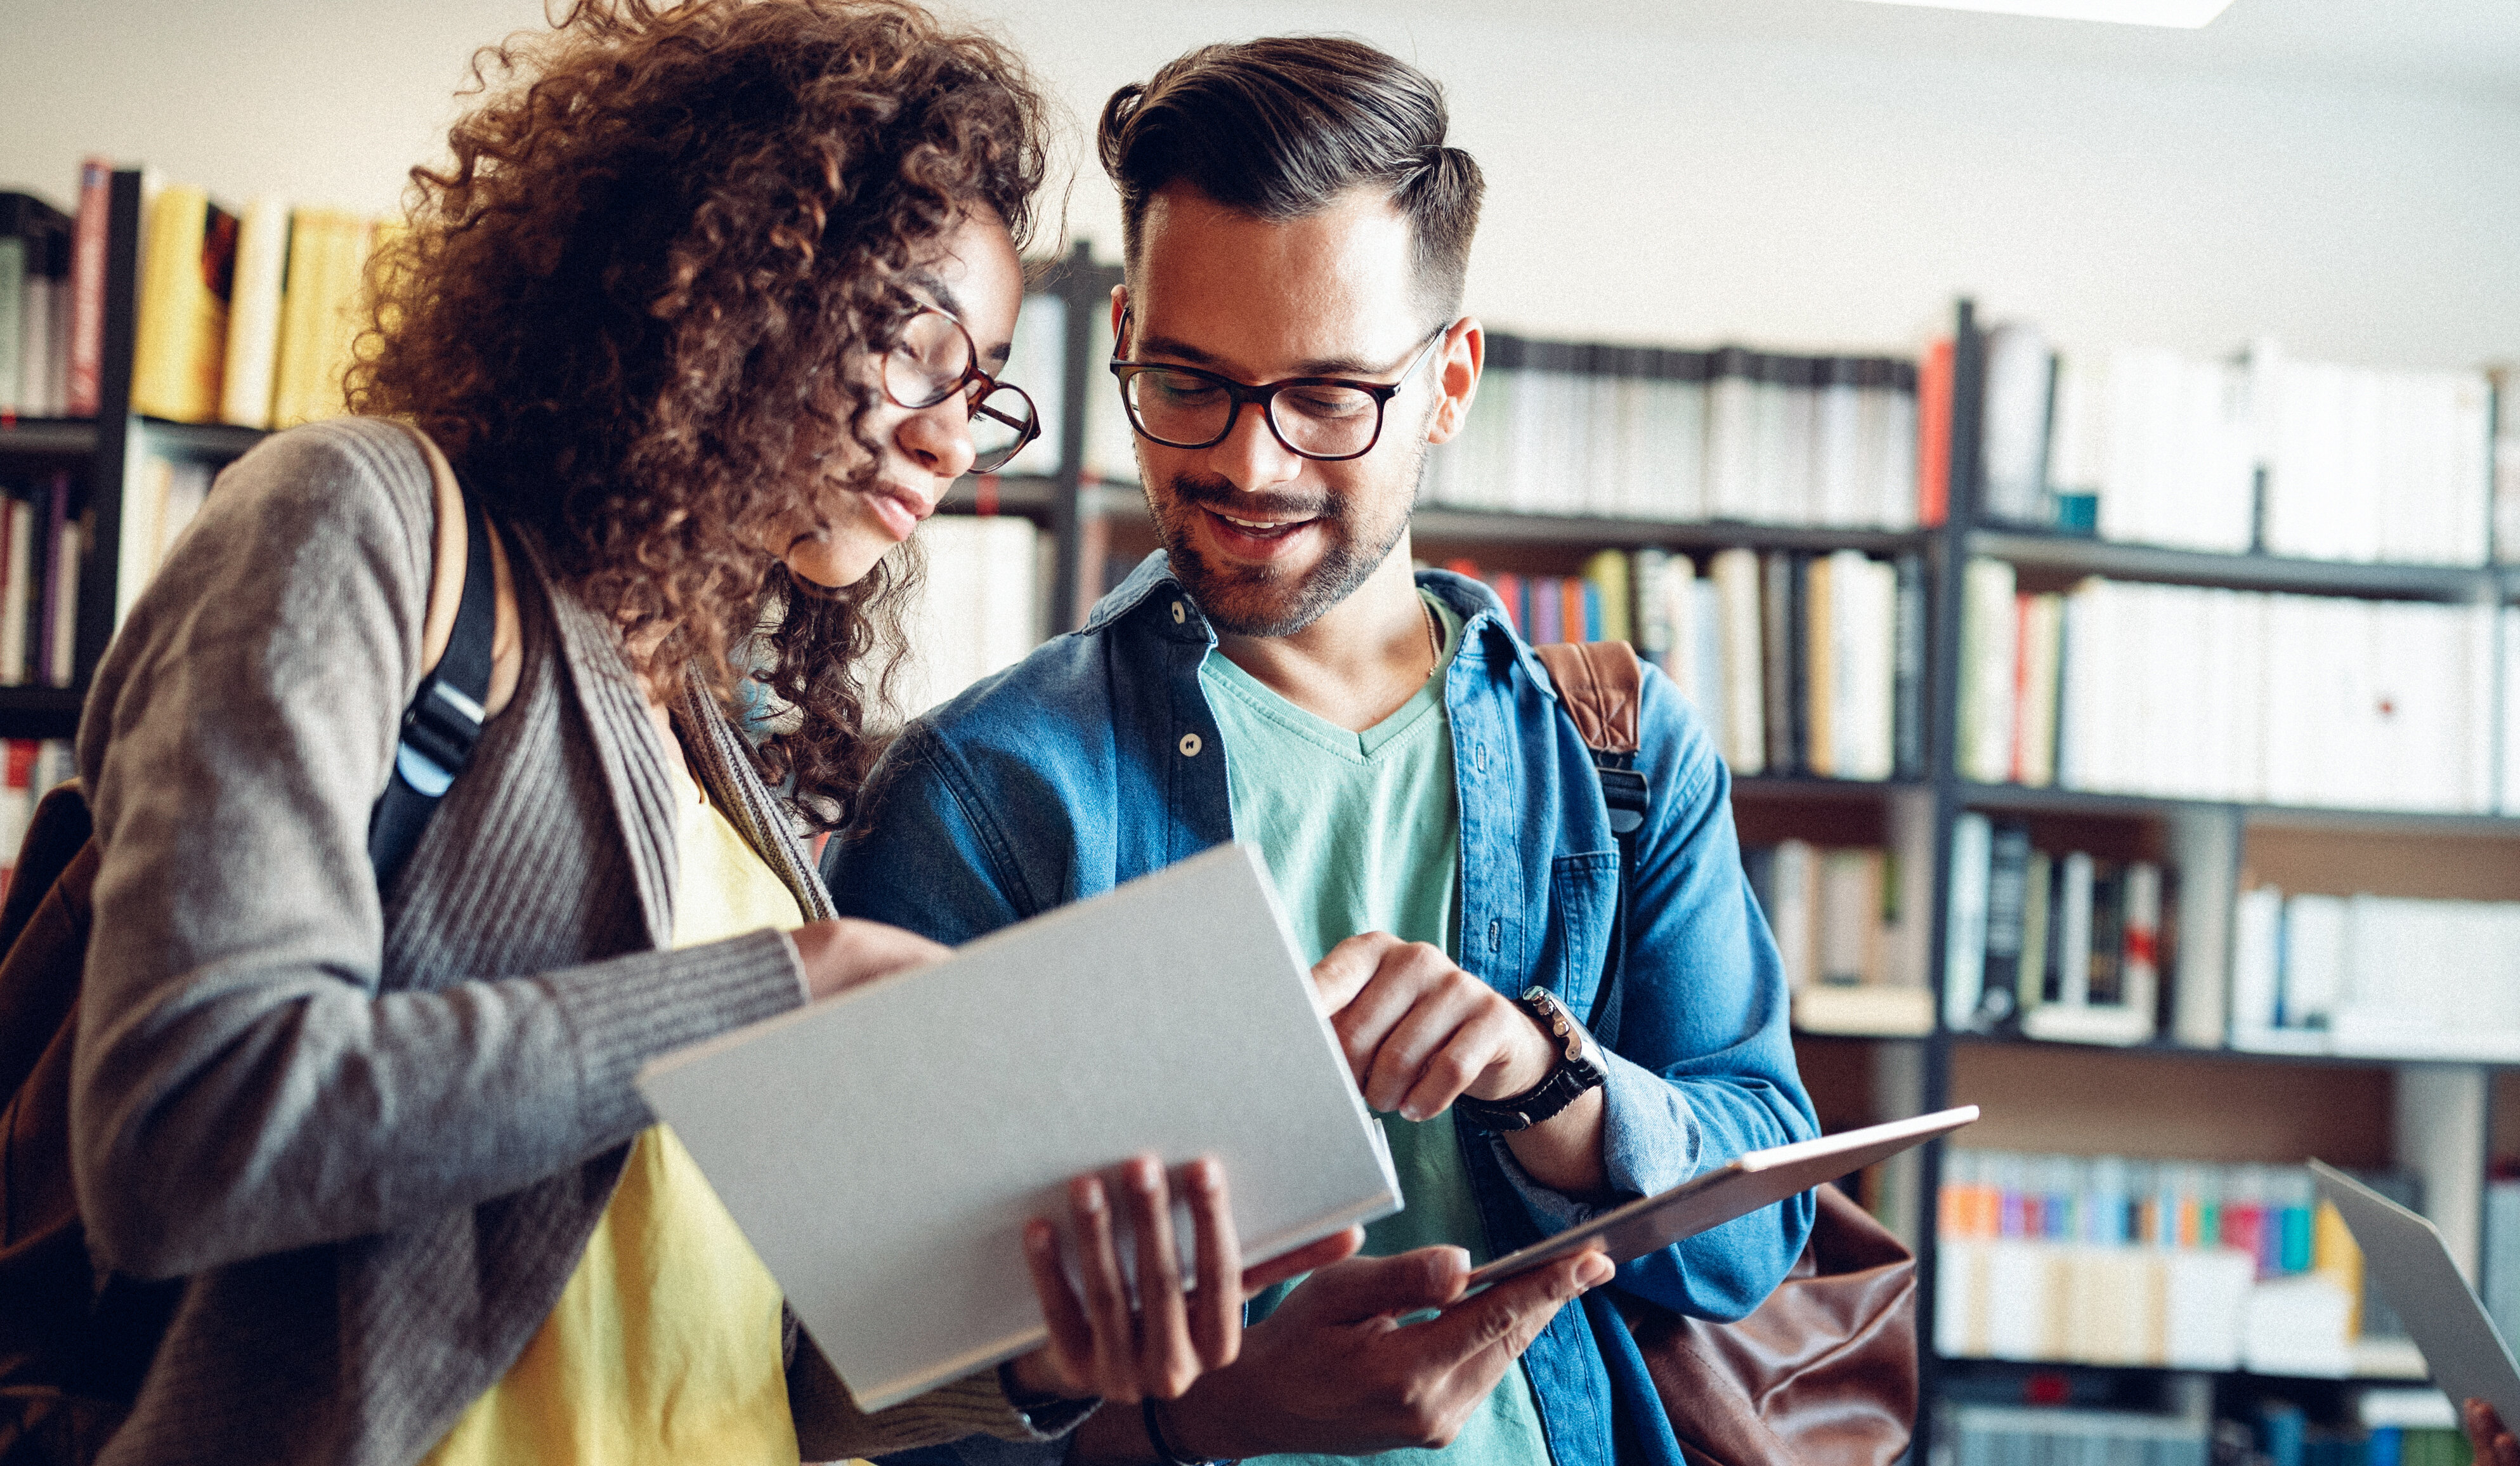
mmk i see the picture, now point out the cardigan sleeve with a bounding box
[70,419,807,1280]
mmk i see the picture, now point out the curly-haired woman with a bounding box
[65,4,1343,1464]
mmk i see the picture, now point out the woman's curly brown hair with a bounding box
[353,0,1048,829]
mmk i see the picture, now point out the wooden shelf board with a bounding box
[1931,1353,2429,1384]
[1947,1030,2504,1073]
[1959,781,2520,834]
[1943,1039,2394,1166]
[1415,506,1930,553]
[1973,529,2498,602]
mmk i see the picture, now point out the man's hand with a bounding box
[1311,933,1557,1120]
[788,918,951,1002]
[2469,1400,2519,1466]
[1149,1245,1616,1460]
[1005,1155,1366,1406]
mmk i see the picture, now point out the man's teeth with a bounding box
[1215,511,1306,532]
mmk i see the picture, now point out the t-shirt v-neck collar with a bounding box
[1199,592,1461,762]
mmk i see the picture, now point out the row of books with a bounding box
[1978,324,2498,566]
[1440,546,1928,782]
[131,182,390,429]
[0,740,76,895]
[2231,887,2520,1061]
[0,163,385,429]
[0,191,79,419]
[1943,1404,2207,1466]
[1960,561,2501,813]
[1743,839,1931,1035]
[886,514,1046,723]
[1942,819,2175,1044]
[1946,1391,2467,1466]
[115,454,212,624]
[0,473,85,689]
[1422,337,1924,529]
[1935,1150,2413,1376]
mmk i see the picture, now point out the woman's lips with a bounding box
[859,483,934,542]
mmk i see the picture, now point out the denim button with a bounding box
[1179,733,1203,757]
[1172,601,1187,624]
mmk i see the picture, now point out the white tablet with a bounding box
[2311,1159,2520,1427]
[1465,1105,1980,1289]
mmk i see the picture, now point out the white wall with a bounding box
[4,0,2514,368]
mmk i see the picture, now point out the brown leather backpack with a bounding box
[1534,640,1919,1466]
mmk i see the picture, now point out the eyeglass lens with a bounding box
[1121,370,1384,459]
[882,310,1039,474]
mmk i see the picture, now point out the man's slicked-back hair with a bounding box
[1098,36,1483,322]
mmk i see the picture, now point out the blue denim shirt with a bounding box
[829,554,1817,1466]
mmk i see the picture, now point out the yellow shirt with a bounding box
[426,755,806,1465]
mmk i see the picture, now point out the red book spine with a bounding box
[65,158,111,418]
[1916,337,1954,528]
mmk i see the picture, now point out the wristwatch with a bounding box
[1451,986,1609,1132]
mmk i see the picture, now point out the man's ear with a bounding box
[1109,284,1128,345]
[1425,318,1484,445]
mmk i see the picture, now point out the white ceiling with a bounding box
[1342,0,2520,99]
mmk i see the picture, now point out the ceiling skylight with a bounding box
[1844,0,2238,27]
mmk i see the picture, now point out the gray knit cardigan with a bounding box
[69,418,1054,1465]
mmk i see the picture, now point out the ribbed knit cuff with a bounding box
[543,927,808,1142]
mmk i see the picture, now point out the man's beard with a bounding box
[1144,446,1424,639]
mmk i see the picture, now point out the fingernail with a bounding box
[1025,1223,1054,1257]
[1076,1179,1106,1215]
[1577,1253,1614,1288]
[1191,1158,1222,1192]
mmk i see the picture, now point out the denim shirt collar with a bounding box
[1082,548,1565,703]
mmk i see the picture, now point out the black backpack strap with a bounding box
[367,485,497,886]
[1529,641,1650,1050]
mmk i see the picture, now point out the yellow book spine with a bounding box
[270,208,334,428]
[130,185,211,421]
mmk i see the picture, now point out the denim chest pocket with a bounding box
[1546,851,1621,1019]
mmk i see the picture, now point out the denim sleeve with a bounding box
[1542,665,1817,1322]
[823,723,1033,945]
[1484,1047,1699,1231]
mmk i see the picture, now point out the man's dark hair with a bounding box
[1098,36,1483,322]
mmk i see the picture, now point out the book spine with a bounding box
[65,159,110,417]
[1943,811,1992,1030]
[1978,823,2031,1029]
[1916,337,1954,527]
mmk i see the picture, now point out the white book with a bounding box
[2228,885,2284,1047]
[1710,547,1763,773]
[1768,838,1817,992]
[2054,851,2094,1009]
[1689,578,1725,745]
[639,843,1402,1413]
[1957,558,2017,785]
[219,198,289,429]
[1942,811,1992,1031]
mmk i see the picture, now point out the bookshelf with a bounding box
[1029,289,2519,1455]
[12,163,2510,1449]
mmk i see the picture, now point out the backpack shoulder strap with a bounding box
[1531,640,1650,1045]
[366,471,498,887]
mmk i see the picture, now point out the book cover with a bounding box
[1803,553,1835,778]
[1711,547,1763,774]
[2018,849,2053,1021]
[1942,811,1992,1031]
[1582,547,1630,646]
[1892,554,1926,779]
[218,197,290,429]
[65,160,110,418]
[130,184,239,424]
[1975,822,2031,1030]
[1916,336,1954,527]
[636,843,1402,1414]
[1956,558,2019,784]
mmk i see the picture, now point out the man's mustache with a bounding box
[1163,474,1342,523]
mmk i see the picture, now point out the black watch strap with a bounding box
[1453,988,1607,1133]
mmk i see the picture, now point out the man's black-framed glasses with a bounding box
[1108,311,1453,463]
[882,306,1040,474]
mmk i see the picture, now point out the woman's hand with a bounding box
[2468,1400,2518,1466]
[1006,1153,1362,1405]
[788,918,951,1001]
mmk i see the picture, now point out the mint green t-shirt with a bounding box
[1201,592,1555,1466]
